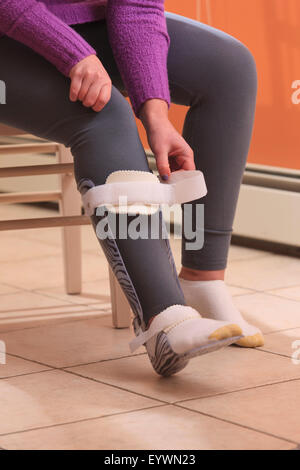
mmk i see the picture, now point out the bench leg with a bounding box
[58,145,82,294]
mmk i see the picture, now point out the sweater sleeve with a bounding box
[106,0,171,118]
[0,0,97,76]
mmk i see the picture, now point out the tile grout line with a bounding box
[0,291,22,298]
[264,326,300,335]
[0,311,112,334]
[227,283,260,293]
[0,369,52,381]
[62,367,169,405]
[172,403,299,447]
[1,361,171,414]
[0,253,68,265]
[256,348,296,361]
[61,351,147,369]
[61,361,300,414]
[0,249,107,266]
[0,300,111,314]
[64,348,299,374]
[230,291,258,298]
[0,303,92,313]
[0,306,109,322]
[1,352,60,371]
[1,355,145,383]
[31,290,110,307]
[0,280,30,291]
[265,282,300,291]
[30,288,108,306]
[5,349,300,401]
[0,309,96,321]
[2,350,146,371]
[227,253,274,264]
[229,285,300,299]
[174,376,300,404]
[258,290,300,302]
[0,403,168,439]
[202,280,300,301]
[255,345,300,361]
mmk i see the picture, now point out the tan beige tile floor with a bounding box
[0,204,299,449]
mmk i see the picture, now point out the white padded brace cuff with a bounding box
[82,170,207,216]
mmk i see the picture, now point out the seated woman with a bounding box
[0,0,263,376]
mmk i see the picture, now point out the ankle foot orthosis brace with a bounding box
[80,170,207,340]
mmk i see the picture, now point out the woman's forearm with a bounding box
[106,0,171,119]
[139,98,169,130]
[0,0,97,76]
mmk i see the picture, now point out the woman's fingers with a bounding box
[82,80,101,107]
[69,74,82,102]
[157,150,195,179]
[155,150,171,180]
[92,83,112,112]
[180,155,196,171]
[77,74,94,102]
[68,55,112,111]
[70,74,111,112]
[168,146,196,173]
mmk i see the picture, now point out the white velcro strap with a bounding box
[82,170,207,216]
[129,305,200,353]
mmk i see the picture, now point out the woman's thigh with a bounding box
[165,11,256,106]
[0,23,125,135]
[0,29,149,185]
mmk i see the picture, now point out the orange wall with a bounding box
[204,0,300,170]
[135,0,300,170]
[165,0,197,18]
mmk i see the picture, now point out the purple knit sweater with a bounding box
[0,0,171,118]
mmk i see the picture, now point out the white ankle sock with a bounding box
[179,279,264,347]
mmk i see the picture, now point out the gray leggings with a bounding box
[0,11,257,325]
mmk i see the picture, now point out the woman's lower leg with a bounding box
[67,88,186,328]
[164,14,263,347]
[163,13,257,269]
[180,44,258,271]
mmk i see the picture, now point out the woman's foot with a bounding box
[179,278,264,348]
[129,305,243,377]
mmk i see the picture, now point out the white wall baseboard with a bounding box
[234,184,300,246]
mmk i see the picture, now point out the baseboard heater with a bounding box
[159,160,300,258]
[233,163,300,256]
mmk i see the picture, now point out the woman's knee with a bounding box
[67,85,140,159]
[69,86,149,185]
[228,37,257,89]
[71,86,136,139]
[167,17,257,105]
[211,34,258,97]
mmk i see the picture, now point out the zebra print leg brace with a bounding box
[78,169,206,334]
[78,171,242,376]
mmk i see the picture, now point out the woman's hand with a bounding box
[139,99,195,180]
[69,55,112,112]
